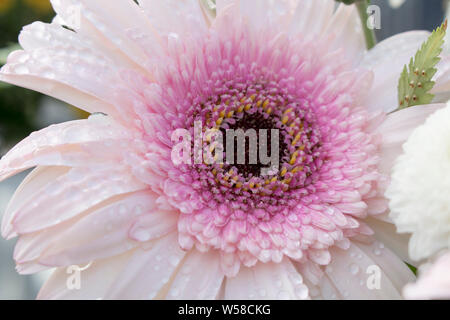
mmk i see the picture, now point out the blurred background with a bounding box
[0,0,448,300]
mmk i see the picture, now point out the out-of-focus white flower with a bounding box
[387,102,450,261]
[389,0,406,9]
[403,251,450,300]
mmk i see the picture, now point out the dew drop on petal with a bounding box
[350,263,360,275]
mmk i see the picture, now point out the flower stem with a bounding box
[355,0,377,50]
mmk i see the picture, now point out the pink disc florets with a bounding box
[133,15,384,276]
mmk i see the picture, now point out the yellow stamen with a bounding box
[291,166,303,174]
[289,156,297,165]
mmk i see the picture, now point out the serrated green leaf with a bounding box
[397,20,447,111]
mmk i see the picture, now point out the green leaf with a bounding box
[397,20,447,110]
[406,263,417,276]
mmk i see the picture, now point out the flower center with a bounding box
[185,78,324,211]
[220,110,286,179]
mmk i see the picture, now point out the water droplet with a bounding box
[278,291,290,300]
[134,205,144,216]
[350,264,360,275]
[295,286,308,299]
[119,204,127,215]
[169,255,180,267]
[170,288,180,297]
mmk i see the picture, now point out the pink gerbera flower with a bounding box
[1,0,450,300]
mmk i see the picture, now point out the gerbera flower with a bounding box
[1,0,450,300]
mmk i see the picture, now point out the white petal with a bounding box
[225,258,309,300]
[375,104,445,176]
[106,233,186,299]
[324,242,410,299]
[7,166,147,236]
[0,118,133,183]
[365,217,413,265]
[138,0,208,37]
[51,0,158,71]
[1,23,123,115]
[403,251,450,300]
[2,166,69,239]
[323,3,366,65]
[216,0,235,13]
[166,250,224,300]
[240,0,300,31]
[37,251,132,300]
[355,241,415,293]
[16,191,172,268]
[289,0,335,37]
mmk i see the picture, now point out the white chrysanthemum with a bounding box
[387,102,450,261]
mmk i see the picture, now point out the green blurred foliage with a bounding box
[0,0,54,150]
